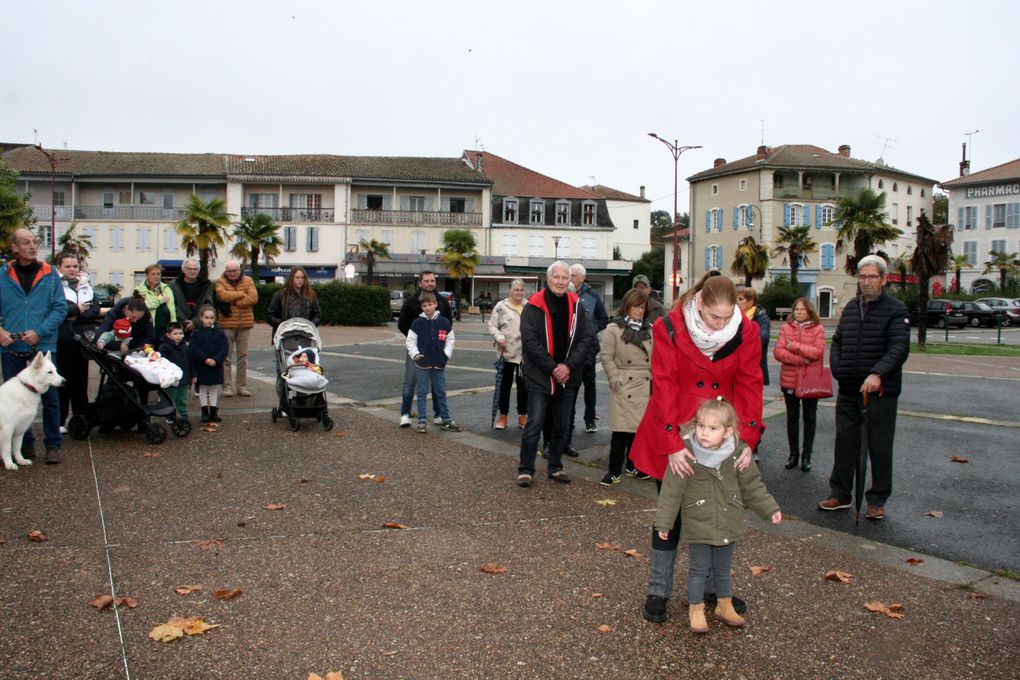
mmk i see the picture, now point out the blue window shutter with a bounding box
[746,205,754,228]
[985,205,992,229]
[733,207,739,229]
[706,210,711,233]
[958,207,964,229]
[719,245,724,269]
[816,205,823,228]
[705,247,711,271]
[803,205,811,227]
[716,209,723,231]
[784,203,791,226]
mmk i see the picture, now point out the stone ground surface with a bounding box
[1,321,1018,679]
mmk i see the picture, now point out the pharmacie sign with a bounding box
[966,183,1020,198]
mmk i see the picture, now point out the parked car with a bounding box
[912,299,968,328]
[960,301,1003,327]
[975,297,1020,327]
[437,290,457,316]
[390,290,408,316]
[92,286,114,309]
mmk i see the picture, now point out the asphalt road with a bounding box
[246,320,1020,573]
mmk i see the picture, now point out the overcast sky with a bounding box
[3,0,1017,212]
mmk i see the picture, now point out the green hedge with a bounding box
[254,282,391,326]
[758,276,800,319]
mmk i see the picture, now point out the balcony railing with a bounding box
[350,209,483,226]
[30,205,74,220]
[69,205,188,221]
[771,187,865,201]
[240,207,334,222]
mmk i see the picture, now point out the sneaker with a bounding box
[634,470,652,481]
[536,447,546,459]
[237,388,252,397]
[222,386,234,397]
[517,473,532,488]
[59,425,68,435]
[399,414,412,428]
[494,414,508,430]
[547,471,571,484]
[599,473,621,487]
[564,444,580,458]
[865,505,886,521]
[624,464,638,478]
[585,420,598,433]
[818,497,852,511]
[643,595,668,623]
[441,421,463,432]
[433,416,444,425]
[517,415,528,429]
[416,422,427,434]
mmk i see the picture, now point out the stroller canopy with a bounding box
[273,317,322,351]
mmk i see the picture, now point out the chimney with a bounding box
[959,143,970,177]
[838,144,851,157]
[713,158,726,168]
[756,145,768,160]
[474,152,484,173]
[639,185,646,199]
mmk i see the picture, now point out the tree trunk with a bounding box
[1001,269,1007,291]
[917,277,929,350]
[366,254,374,286]
[199,247,210,280]
[955,267,961,293]
[744,274,752,287]
[454,278,463,321]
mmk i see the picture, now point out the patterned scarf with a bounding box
[615,315,651,347]
[682,293,742,357]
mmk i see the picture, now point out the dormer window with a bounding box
[581,201,596,226]
[503,197,518,224]
[529,199,545,225]
[555,200,570,225]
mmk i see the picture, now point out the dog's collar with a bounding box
[18,379,39,394]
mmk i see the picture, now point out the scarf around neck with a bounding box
[683,293,742,356]
[687,432,736,470]
[614,315,651,347]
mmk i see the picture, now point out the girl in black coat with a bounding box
[189,305,228,423]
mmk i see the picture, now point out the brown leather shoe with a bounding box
[494,414,508,430]
[237,388,252,397]
[865,505,886,521]
[517,415,528,429]
[818,497,851,511]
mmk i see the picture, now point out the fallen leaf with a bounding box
[824,570,854,584]
[926,510,944,518]
[480,563,508,574]
[597,624,612,633]
[309,674,323,680]
[325,673,345,680]
[143,452,161,459]
[864,601,905,619]
[0,539,5,545]
[968,591,988,600]
[168,616,220,636]
[114,596,139,608]
[195,538,225,551]
[950,456,969,463]
[375,476,385,483]
[595,499,618,506]
[212,471,223,479]
[596,542,621,551]
[89,595,114,610]
[382,522,408,529]
[27,530,48,542]
[591,593,605,598]
[263,503,287,511]
[622,549,644,559]
[335,431,347,438]
[829,655,837,662]
[175,585,203,595]
[212,588,242,600]
[358,474,376,480]
[382,650,399,657]
[200,424,220,433]
[750,565,772,576]
[864,601,887,613]
[298,478,309,483]
[148,623,184,643]
[905,558,924,566]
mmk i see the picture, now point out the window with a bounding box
[503,198,518,223]
[133,272,146,288]
[163,191,175,210]
[963,241,977,265]
[907,186,913,195]
[284,226,297,251]
[556,236,571,258]
[819,205,835,227]
[785,204,806,227]
[704,245,723,270]
[83,227,98,250]
[119,191,132,205]
[110,227,124,251]
[354,228,370,244]
[53,191,65,206]
[735,205,750,229]
[501,232,518,256]
[582,236,596,260]
[633,219,639,230]
[959,205,978,230]
[366,195,383,210]
[290,194,322,219]
[1007,203,1020,228]
[921,188,926,197]
[711,184,719,195]
[408,196,425,212]
[306,226,319,252]
[773,174,784,188]
[109,271,123,287]
[138,191,156,205]
[163,227,176,251]
[739,179,747,191]
[890,203,899,225]
[993,204,1006,228]
[448,197,466,213]
[991,239,1006,255]
[137,227,152,251]
[410,230,425,253]
[714,208,723,231]
[249,193,278,210]
[878,180,884,189]
[582,201,596,226]
[907,205,913,227]
[555,201,570,225]
[380,229,394,248]
[103,191,114,209]
[529,234,543,257]
[893,182,898,192]
[38,226,52,249]
[529,200,545,225]
[821,243,836,270]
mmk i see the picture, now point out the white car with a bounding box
[975,297,1020,327]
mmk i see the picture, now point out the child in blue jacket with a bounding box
[405,291,461,433]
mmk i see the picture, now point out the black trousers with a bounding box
[497,361,527,416]
[829,391,899,507]
[57,340,90,425]
[782,389,818,456]
[607,431,636,476]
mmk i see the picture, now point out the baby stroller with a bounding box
[271,318,333,432]
[67,331,191,444]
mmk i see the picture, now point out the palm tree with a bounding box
[0,159,32,247]
[832,188,902,275]
[730,235,770,287]
[176,194,232,279]
[437,229,479,321]
[910,213,953,350]
[358,238,390,286]
[230,212,283,277]
[772,225,817,291]
[982,250,1020,291]
[950,254,970,293]
[55,222,94,268]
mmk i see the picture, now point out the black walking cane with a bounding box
[854,388,884,525]
[490,356,505,429]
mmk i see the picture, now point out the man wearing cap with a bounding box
[632,275,665,324]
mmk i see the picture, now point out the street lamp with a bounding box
[34,144,62,260]
[648,133,701,300]
[746,204,765,241]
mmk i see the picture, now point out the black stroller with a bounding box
[270,318,333,432]
[67,331,191,444]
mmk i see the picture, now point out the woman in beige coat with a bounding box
[598,288,653,485]
[487,279,528,429]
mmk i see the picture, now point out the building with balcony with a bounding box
[940,157,1020,292]
[685,144,936,317]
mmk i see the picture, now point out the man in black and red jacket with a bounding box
[516,261,596,487]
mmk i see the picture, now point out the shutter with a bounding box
[733,207,739,229]
[746,205,754,228]
[465,198,474,213]
[816,205,823,228]
[718,246,724,269]
[705,247,711,271]
[784,203,791,226]
[803,205,811,227]
[715,209,722,231]
[958,207,964,229]
[705,210,711,233]
[382,196,392,210]
[985,204,992,229]
[425,198,434,211]
[357,194,367,209]
[400,196,409,211]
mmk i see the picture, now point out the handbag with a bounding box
[795,362,833,399]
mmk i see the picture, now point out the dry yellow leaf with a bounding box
[382,522,408,529]
[175,585,203,595]
[308,674,322,680]
[596,542,621,551]
[382,651,399,657]
[358,474,376,480]
[591,593,605,598]
[749,565,772,576]
[148,624,184,643]
[597,624,612,633]
[595,499,618,506]
[89,595,114,610]
[926,510,944,518]
[195,538,225,551]
[864,601,886,613]
[143,452,161,459]
[950,455,969,463]
[622,549,643,558]
[480,563,508,574]
[212,588,242,600]
[263,503,287,511]
[905,558,924,566]
[167,616,220,636]
[114,596,139,608]
[27,530,48,542]
[824,570,853,584]
[375,476,385,483]
[325,673,345,680]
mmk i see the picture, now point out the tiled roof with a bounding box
[687,144,939,185]
[0,142,31,154]
[1,147,225,177]
[226,154,491,184]
[941,158,1020,187]
[580,184,650,202]
[463,150,600,199]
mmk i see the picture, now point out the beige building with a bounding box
[684,144,936,317]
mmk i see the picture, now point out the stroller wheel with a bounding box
[288,414,300,432]
[67,415,91,441]
[171,418,192,437]
[321,415,333,431]
[145,423,168,444]
[271,407,279,423]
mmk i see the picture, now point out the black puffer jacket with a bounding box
[830,292,910,397]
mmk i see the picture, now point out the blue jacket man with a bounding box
[569,264,608,435]
[0,229,68,462]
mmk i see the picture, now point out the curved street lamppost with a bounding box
[34,144,63,260]
[648,133,701,300]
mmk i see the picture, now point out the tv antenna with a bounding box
[473,134,485,151]
[872,134,898,161]
[760,119,766,145]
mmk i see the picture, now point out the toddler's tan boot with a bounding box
[713,597,745,627]
[688,603,709,633]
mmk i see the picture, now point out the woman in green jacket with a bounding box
[135,263,176,341]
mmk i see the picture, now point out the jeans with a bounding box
[2,352,62,450]
[688,543,735,604]
[830,391,898,507]
[782,389,818,456]
[608,431,636,476]
[415,366,450,424]
[222,327,251,390]
[401,353,440,418]
[518,386,576,476]
[497,361,527,416]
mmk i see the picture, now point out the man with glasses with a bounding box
[0,229,67,463]
[818,255,910,520]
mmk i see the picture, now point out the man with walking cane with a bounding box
[818,255,910,521]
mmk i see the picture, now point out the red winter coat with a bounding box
[772,321,826,389]
[630,306,764,481]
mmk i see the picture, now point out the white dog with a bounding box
[0,352,65,470]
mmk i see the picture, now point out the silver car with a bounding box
[975,297,1020,327]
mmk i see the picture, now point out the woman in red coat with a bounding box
[772,297,827,472]
[631,272,763,625]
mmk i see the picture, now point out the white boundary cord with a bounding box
[87,437,132,680]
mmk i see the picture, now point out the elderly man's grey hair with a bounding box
[547,260,570,278]
[182,257,200,268]
[510,278,526,288]
[857,254,888,275]
[569,263,587,278]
